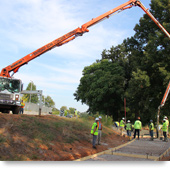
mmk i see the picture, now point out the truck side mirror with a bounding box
[21,84,24,91]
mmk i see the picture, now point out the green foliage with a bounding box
[0,134,6,143]
[60,106,67,111]
[23,82,38,103]
[52,108,60,115]
[69,107,76,114]
[45,95,55,108]
[80,112,113,127]
[74,59,125,120]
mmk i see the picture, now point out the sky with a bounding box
[0,0,151,112]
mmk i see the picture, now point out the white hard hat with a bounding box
[127,120,130,123]
[122,117,125,120]
[164,116,167,119]
[99,116,102,119]
[95,118,99,121]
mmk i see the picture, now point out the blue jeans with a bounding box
[20,108,24,114]
[127,130,131,137]
[92,135,97,147]
[150,130,153,138]
[134,129,140,139]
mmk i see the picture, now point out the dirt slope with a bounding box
[0,113,128,161]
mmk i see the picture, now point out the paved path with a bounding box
[86,138,170,161]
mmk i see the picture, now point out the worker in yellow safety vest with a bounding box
[74,109,78,119]
[20,100,25,114]
[114,121,119,130]
[133,117,142,140]
[97,116,103,145]
[91,118,99,149]
[120,117,125,136]
[149,120,154,141]
[162,119,168,142]
[126,120,132,140]
[164,116,169,135]
[64,109,67,116]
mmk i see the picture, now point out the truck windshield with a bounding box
[0,78,20,93]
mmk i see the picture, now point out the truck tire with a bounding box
[12,107,20,114]
[4,110,10,114]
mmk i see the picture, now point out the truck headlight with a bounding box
[15,95,19,101]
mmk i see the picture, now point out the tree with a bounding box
[126,69,151,121]
[23,82,38,103]
[74,59,125,120]
[69,107,76,115]
[45,95,55,108]
[60,106,68,111]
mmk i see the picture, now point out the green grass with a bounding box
[0,134,6,143]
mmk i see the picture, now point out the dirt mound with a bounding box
[0,113,128,161]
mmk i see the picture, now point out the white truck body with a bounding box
[0,77,22,114]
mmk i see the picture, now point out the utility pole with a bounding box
[29,80,33,103]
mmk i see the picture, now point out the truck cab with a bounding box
[0,77,22,114]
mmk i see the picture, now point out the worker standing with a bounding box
[64,109,67,117]
[74,109,78,119]
[162,119,168,142]
[149,120,154,141]
[134,117,142,140]
[164,116,169,136]
[20,100,25,114]
[120,117,125,136]
[91,118,99,149]
[97,116,102,145]
[126,120,132,140]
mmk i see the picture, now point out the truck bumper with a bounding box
[0,100,21,108]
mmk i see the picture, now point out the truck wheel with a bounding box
[4,110,10,114]
[12,107,20,114]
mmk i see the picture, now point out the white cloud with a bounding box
[0,0,128,60]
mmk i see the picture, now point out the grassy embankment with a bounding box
[0,113,125,161]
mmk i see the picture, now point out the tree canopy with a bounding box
[74,59,125,120]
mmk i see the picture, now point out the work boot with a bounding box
[165,137,168,142]
[150,137,154,141]
[163,138,168,142]
[93,146,97,149]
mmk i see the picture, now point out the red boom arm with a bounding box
[0,0,170,78]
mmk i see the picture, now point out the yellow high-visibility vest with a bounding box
[91,122,98,135]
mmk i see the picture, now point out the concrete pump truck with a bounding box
[0,0,170,115]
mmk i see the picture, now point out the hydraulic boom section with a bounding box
[157,81,170,138]
[160,81,170,108]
